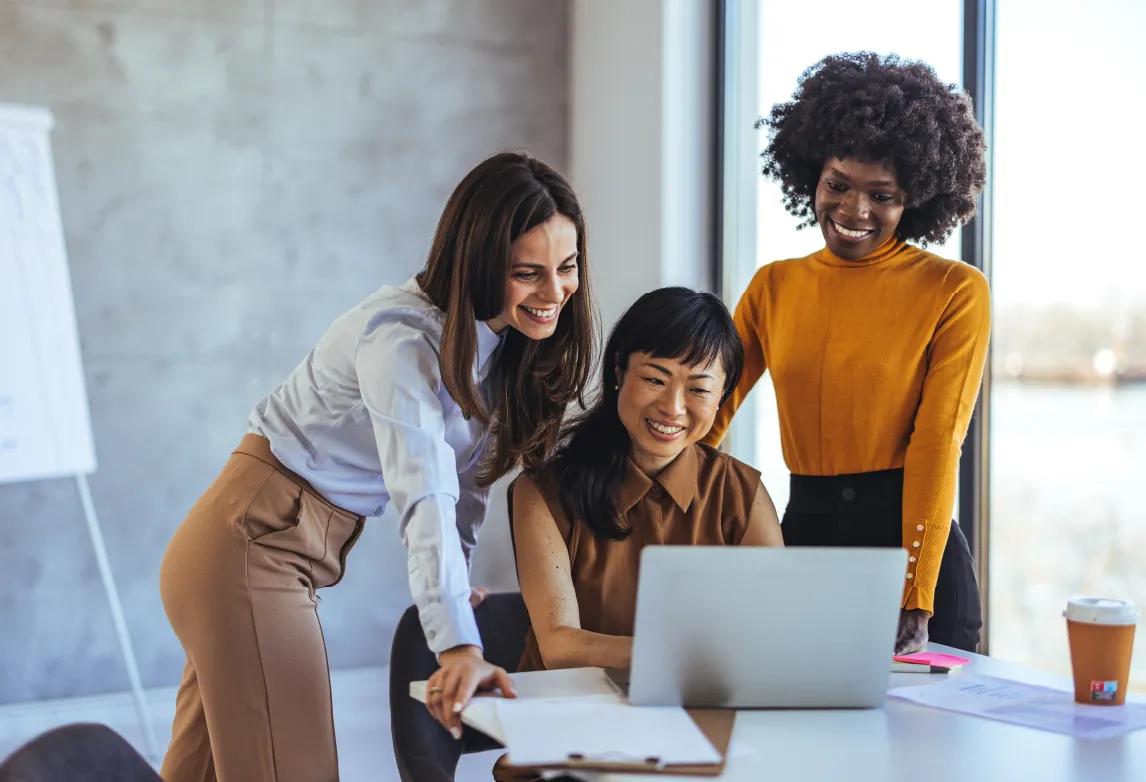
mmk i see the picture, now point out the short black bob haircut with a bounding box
[761,51,986,246]
[543,287,743,540]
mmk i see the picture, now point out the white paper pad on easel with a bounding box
[495,698,721,767]
[890,673,1146,740]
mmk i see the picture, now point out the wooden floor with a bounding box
[0,666,501,781]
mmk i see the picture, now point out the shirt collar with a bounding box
[616,444,700,514]
[474,320,505,381]
[406,275,504,381]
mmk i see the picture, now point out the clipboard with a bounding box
[492,708,735,778]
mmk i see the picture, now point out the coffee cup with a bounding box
[1063,597,1138,706]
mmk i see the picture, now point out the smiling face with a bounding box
[616,351,726,475]
[815,157,907,260]
[484,213,579,339]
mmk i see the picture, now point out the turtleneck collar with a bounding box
[814,234,908,268]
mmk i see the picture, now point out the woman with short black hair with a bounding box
[706,52,990,654]
[512,287,783,673]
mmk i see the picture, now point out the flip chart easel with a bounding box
[0,103,158,760]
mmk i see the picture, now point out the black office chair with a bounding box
[389,592,531,782]
[0,723,161,782]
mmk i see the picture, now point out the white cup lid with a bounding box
[1064,596,1139,625]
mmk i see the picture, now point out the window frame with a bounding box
[958,0,996,652]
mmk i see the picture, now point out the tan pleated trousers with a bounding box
[159,435,364,782]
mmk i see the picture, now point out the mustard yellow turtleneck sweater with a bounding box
[704,237,991,613]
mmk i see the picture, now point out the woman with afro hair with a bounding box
[704,52,989,654]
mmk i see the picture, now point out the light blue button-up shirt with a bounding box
[249,276,503,653]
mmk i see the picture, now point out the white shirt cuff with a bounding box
[419,596,483,655]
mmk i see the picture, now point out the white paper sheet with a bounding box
[410,666,621,706]
[890,673,1146,740]
[495,698,721,767]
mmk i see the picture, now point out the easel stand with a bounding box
[74,474,159,761]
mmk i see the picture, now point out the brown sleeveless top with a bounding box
[514,443,761,672]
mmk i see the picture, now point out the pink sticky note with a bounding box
[893,651,971,668]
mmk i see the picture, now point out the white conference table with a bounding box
[411,644,1146,782]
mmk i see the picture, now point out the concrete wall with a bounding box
[0,0,568,703]
[569,0,715,332]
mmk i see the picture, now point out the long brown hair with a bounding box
[416,152,595,485]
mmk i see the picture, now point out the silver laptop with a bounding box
[623,546,906,708]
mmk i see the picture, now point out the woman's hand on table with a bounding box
[424,644,517,739]
[894,608,930,655]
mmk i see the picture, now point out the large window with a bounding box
[988,0,1146,689]
[723,0,1144,688]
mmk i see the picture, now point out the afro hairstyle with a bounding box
[761,51,986,245]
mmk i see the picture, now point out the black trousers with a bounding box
[389,592,529,782]
[782,468,982,652]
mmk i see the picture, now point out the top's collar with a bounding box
[616,444,700,514]
[815,234,907,268]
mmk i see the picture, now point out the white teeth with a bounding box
[523,305,557,319]
[832,219,873,239]
[648,420,684,435]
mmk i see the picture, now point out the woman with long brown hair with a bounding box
[158,152,594,782]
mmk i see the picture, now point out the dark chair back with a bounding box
[0,723,161,782]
